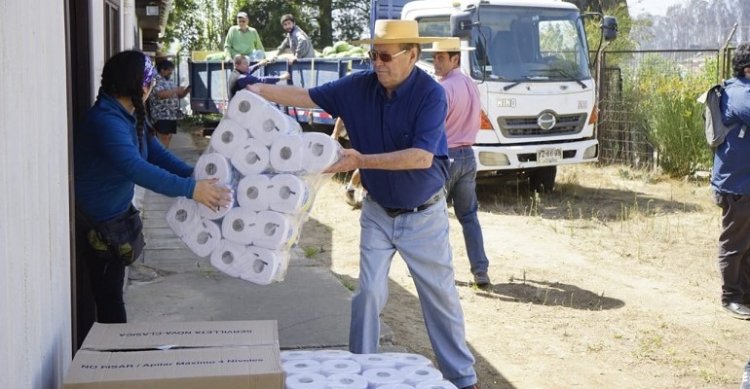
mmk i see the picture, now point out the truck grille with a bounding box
[498,113,587,137]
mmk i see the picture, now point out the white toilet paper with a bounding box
[401,366,443,386]
[247,104,295,146]
[195,153,233,185]
[415,381,458,389]
[197,199,234,220]
[210,118,252,158]
[362,367,404,387]
[282,359,322,375]
[301,132,340,174]
[285,373,327,389]
[281,350,315,362]
[384,353,433,368]
[183,220,221,257]
[252,210,296,250]
[269,135,304,173]
[220,207,257,245]
[166,197,200,238]
[267,174,312,214]
[326,373,368,389]
[231,139,270,176]
[312,349,353,361]
[320,359,362,376]
[209,239,248,278]
[226,90,266,129]
[236,175,271,211]
[238,245,281,285]
[352,354,397,369]
[378,384,416,389]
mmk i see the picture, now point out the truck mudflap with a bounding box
[473,139,598,172]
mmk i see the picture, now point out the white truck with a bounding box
[386,0,617,191]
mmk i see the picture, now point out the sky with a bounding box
[627,0,690,16]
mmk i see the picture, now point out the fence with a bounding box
[596,48,733,170]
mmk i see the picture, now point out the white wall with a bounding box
[90,0,106,99]
[0,0,73,388]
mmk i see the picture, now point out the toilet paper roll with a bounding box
[226,90,266,129]
[311,349,353,361]
[415,381,458,389]
[320,359,362,376]
[252,210,296,250]
[282,359,322,375]
[269,135,304,173]
[301,132,340,174]
[195,153,233,185]
[284,114,303,135]
[209,239,248,278]
[378,384,416,389]
[281,350,315,362]
[238,245,281,285]
[326,373,368,389]
[231,139,270,176]
[221,207,257,245]
[166,197,201,238]
[247,104,294,146]
[236,175,271,211]
[183,220,221,257]
[384,353,433,368]
[352,354,397,369]
[362,367,404,387]
[285,373,327,389]
[401,366,443,386]
[197,198,234,220]
[210,118,252,158]
[267,174,312,214]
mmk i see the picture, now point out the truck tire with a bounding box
[529,166,557,193]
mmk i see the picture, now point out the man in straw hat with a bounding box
[424,38,492,289]
[247,19,480,388]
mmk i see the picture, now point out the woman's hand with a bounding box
[192,178,232,210]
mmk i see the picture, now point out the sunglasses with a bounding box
[368,49,407,63]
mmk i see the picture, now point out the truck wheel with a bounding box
[529,166,557,193]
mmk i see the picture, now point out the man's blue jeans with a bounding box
[447,146,490,275]
[350,195,478,388]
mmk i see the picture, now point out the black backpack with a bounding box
[698,83,747,149]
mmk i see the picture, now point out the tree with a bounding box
[333,0,370,42]
[162,0,208,52]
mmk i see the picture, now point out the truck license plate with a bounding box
[537,148,562,164]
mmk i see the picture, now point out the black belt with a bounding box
[381,191,444,218]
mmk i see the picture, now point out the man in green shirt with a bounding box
[224,12,264,60]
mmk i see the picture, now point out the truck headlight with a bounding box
[478,152,510,166]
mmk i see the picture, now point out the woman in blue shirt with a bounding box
[74,51,231,342]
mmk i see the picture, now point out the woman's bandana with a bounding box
[143,54,157,87]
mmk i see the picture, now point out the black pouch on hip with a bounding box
[85,206,145,266]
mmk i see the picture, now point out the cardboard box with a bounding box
[64,321,283,389]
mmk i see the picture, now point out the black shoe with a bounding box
[473,272,491,287]
[461,384,480,389]
[722,302,750,320]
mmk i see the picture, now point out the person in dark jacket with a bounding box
[277,14,314,62]
[74,50,231,344]
[713,42,750,320]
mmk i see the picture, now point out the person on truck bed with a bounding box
[224,11,264,61]
[228,55,289,99]
[425,38,492,288]
[246,19,481,389]
[276,14,314,63]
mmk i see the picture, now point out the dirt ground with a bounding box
[297,163,748,389]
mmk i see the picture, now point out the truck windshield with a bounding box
[470,6,591,82]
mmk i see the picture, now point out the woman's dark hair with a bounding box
[99,50,154,145]
[732,42,750,78]
[157,59,175,72]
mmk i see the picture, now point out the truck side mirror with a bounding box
[450,11,474,39]
[601,16,618,41]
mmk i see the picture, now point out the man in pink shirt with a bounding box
[426,38,491,287]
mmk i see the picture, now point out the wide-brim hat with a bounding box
[423,37,475,52]
[353,20,450,45]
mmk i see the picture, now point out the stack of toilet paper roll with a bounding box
[280,351,457,389]
[165,90,342,285]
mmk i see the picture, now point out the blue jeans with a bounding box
[447,146,490,274]
[350,195,477,388]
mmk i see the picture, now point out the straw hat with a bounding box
[353,20,450,45]
[423,38,475,52]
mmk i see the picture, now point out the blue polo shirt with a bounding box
[309,68,449,209]
[712,77,750,195]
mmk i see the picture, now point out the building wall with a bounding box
[0,0,73,388]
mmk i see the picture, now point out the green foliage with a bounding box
[333,0,370,42]
[162,0,208,51]
[623,54,717,176]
